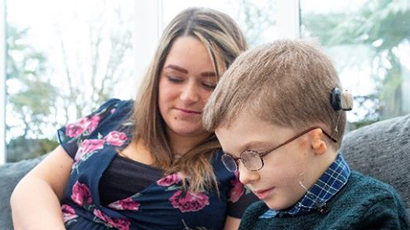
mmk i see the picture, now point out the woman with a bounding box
[11,7,257,230]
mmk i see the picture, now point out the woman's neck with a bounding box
[167,130,211,155]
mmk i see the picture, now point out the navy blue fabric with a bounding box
[57,99,257,230]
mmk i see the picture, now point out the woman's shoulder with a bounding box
[100,98,134,114]
[94,98,134,124]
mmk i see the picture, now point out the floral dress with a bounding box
[57,99,257,230]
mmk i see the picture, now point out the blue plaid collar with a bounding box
[260,153,351,219]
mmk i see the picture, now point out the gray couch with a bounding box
[0,156,45,230]
[0,114,409,229]
[341,113,410,215]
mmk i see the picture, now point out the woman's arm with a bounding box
[10,146,73,230]
[223,216,241,230]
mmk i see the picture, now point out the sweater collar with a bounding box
[260,153,351,218]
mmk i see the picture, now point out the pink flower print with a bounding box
[110,108,116,114]
[65,117,88,138]
[104,131,128,146]
[229,171,244,203]
[170,190,210,212]
[65,115,100,138]
[87,115,101,133]
[61,204,77,223]
[93,209,111,226]
[71,181,92,206]
[94,209,130,230]
[108,197,140,211]
[111,218,131,230]
[157,173,182,187]
[75,139,105,161]
[94,209,109,222]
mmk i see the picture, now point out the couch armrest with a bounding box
[0,156,45,230]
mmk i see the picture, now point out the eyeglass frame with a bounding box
[221,127,338,172]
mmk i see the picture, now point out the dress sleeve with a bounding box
[226,171,260,218]
[57,98,122,159]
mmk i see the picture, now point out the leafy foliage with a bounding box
[303,0,410,124]
[5,1,133,161]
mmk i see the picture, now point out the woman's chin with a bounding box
[168,126,208,138]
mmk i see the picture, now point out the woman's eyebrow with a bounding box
[164,65,188,74]
[164,64,216,77]
[200,72,216,77]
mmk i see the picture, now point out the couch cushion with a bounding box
[0,157,44,230]
[341,113,410,216]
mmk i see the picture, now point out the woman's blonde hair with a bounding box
[203,40,347,150]
[132,7,247,192]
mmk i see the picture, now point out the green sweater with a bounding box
[239,171,410,230]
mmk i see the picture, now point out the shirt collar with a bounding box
[260,153,351,219]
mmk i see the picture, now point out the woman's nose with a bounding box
[180,82,199,103]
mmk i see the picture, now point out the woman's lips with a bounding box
[177,108,202,115]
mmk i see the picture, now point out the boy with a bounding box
[203,40,409,229]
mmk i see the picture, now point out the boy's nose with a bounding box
[238,166,260,185]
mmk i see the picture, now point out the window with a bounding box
[5,0,136,162]
[161,0,279,47]
[301,0,410,129]
[2,0,408,163]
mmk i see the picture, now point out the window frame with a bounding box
[277,0,300,39]
[0,0,6,164]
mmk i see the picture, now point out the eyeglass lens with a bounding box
[221,154,238,172]
[221,151,264,172]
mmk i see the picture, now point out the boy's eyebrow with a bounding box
[239,141,270,153]
[223,141,269,157]
[164,64,216,77]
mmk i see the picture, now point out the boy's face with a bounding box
[215,111,327,210]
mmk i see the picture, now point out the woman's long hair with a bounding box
[132,7,247,193]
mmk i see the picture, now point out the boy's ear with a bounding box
[309,128,327,155]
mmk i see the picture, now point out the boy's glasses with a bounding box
[221,127,337,172]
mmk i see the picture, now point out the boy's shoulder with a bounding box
[332,170,406,214]
[327,170,409,228]
[239,171,409,230]
[344,170,403,202]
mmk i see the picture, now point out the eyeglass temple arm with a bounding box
[259,127,337,158]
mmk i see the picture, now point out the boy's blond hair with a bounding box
[203,39,347,149]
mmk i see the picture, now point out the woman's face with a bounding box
[158,36,217,139]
